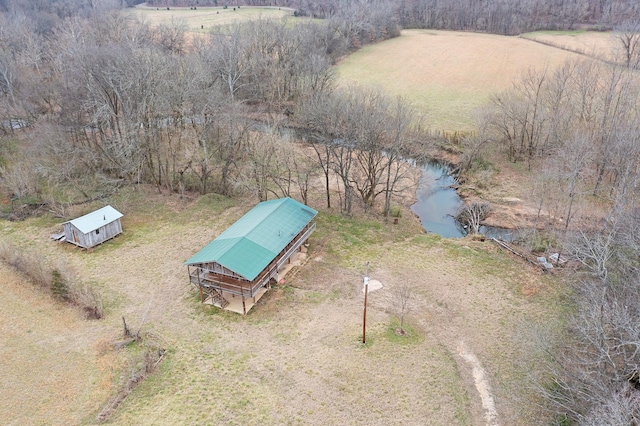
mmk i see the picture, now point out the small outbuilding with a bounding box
[63,205,123,249]
[185,197,317,315]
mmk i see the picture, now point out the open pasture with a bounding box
[337,29,588,131]
[0,187,559,425]
[0,262,114,425]
[521,30,619,62]
[126,5,295,32]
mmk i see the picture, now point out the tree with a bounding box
[209,26,251,102]
[382,96,425,219]
[552,133,594,233]
[456,201,490,235]
[614,21,640,68]
[154,17,188,55]
[393,282,413,335]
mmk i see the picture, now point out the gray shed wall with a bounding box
[63,219,123,248]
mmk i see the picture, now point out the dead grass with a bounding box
[126,5,296,32]
[0,240,104,318]
[0,182,563,425]
[0,263,114,425]
[520,30,619,62]
[336,29,588,131]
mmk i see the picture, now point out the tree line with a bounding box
[467,50,640,423]
[3,0,640,36]
[0,5,430,218]
[149,0,640,35]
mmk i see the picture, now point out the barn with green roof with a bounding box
[185,197,317,314]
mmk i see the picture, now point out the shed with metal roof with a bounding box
[185,197,317,314]
[62,205,123,249]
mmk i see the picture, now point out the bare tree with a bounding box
[209,26,251,103]
[456,201,490,235]
[614,21,640,68]
[393,282,413,335]
[154,17,188,55]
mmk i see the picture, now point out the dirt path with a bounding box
[458,340,499,426]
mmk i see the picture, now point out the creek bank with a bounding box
[410,159,529,240]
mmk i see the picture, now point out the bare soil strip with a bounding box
[458,340,499,426]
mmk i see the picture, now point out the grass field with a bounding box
[521,29,618,61]
[1,27,595,425]
[336,29,595,131]
[0,185,562,425]
[126,5,296,32]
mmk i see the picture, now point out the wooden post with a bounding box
[362,280,368,344]
[362,261,370,344]
[242,296,246,315]
[199,285,204,303]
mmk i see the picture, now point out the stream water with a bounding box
[411,161,519,240]
[411,161,465,238]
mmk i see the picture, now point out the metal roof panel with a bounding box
[65,205,123,234]
[184,198,317,280]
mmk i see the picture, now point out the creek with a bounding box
[411,161,518,241]
[254,121,517,240]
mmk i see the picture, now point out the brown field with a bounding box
[126,5,296,32]
[0,263,114,425]
[0,185,561,425]
[521,30,619,62]
[337,29,597,131]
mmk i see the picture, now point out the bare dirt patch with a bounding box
[458,340,499,426]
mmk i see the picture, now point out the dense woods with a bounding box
[149,0,640,34]
[1,0,640,424]
[0,0,423,218]
[474,36,640,426]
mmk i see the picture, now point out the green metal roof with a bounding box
[185,197,317,281]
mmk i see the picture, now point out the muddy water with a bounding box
[411,161,465,238]
[411,161,518,240]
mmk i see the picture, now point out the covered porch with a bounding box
[184,197,317,315]
[190,243,309,315]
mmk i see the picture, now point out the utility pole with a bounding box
[362,261,370,344]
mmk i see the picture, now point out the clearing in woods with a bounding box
[126,5,296,31]
[0,187,562,425]
[337,29,598,131]
[0,28,594,425]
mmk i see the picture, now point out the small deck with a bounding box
[202,249,307,314]
[204,287,269,314]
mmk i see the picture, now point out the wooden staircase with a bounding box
[209,288,229,308]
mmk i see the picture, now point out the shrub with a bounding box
[388,205,402,218]
[0,240,103,319]
[53,259,103,319]
[51,269,69,300]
